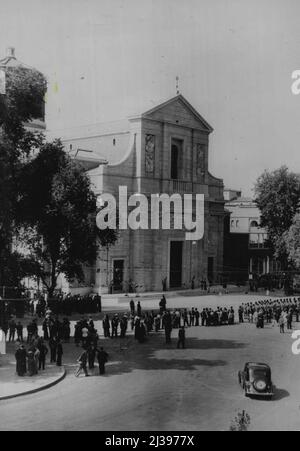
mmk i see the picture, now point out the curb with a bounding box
[0,367,67,402]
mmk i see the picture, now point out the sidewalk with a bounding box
[0,352,66,401]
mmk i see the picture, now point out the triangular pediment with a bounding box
[141,95,213,132]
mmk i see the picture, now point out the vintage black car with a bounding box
[238,362,274,398]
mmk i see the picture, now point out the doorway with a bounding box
[169,241,183,288]
[113,260,125,292]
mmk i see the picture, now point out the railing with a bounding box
[170,180,192,193]
[249,243,270,249]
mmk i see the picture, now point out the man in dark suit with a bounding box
[56,340,63,367]
[96,347,109,375]
[38,340,48,371]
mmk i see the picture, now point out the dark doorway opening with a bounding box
[113,260,125,292]
[170,241,183,288]
[171,145,179,179]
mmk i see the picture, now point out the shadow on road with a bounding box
[108,357,227,374]
[91,333,247,376]
[272,388,290,401]
[185,338,247,350]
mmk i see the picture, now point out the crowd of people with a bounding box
[237,297,300,332]
[29,293,102,317]
[15,337,63,377]
[7,309,65,378]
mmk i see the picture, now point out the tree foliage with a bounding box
[16,141,118,295]
[0,66,47,143]
[0,64,47,287]
[255,166,300,265]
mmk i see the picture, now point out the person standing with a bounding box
[56,340,63,367]
[88,344,96,370]
[120,315,128,338]
[279,314,285,333]
[164,311,173,344]
[183,309,189,327]
[130,300,135,316]
[238,306,244,323]
[103,314,111,338]
[111,314,119,338]
[16,322,24,343]
[42,319,50,341]
[81,325,89,348]
[96,347,109,375]
[38,340,48,371]
[76,349,89,377]
[137,301,142,317]
[15,345,27,377]
[74,322,82,347]
[159,295,167,314]
[195,309,200,326]
[49,337,57,363]
[27,347,38,376]
[8,319,17,342]
[88,317,95,331]
[155,314,161,332]
[287,310,293,330]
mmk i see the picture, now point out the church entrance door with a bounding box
[169,241,183,289]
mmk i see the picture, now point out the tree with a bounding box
[0,66,46,143]
[285,213,300,270]
[255,166,300,266]
[229,410,251,431]
[16,140,117,296]
[0,64,47,287]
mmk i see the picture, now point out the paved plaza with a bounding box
[0,292,299,431]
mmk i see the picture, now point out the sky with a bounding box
[1,0,300,196]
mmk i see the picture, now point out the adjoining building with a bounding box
[223,189,280,286]
[54,94,225,294]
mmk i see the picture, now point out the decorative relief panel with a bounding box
[145,134,155,174]
[197,144,206,179]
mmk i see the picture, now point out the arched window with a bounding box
[250,220,259,228]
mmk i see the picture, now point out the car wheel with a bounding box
[253,379,267,392]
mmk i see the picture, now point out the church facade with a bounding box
[61,95,225,293]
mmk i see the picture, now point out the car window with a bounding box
[250,368,269,379]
